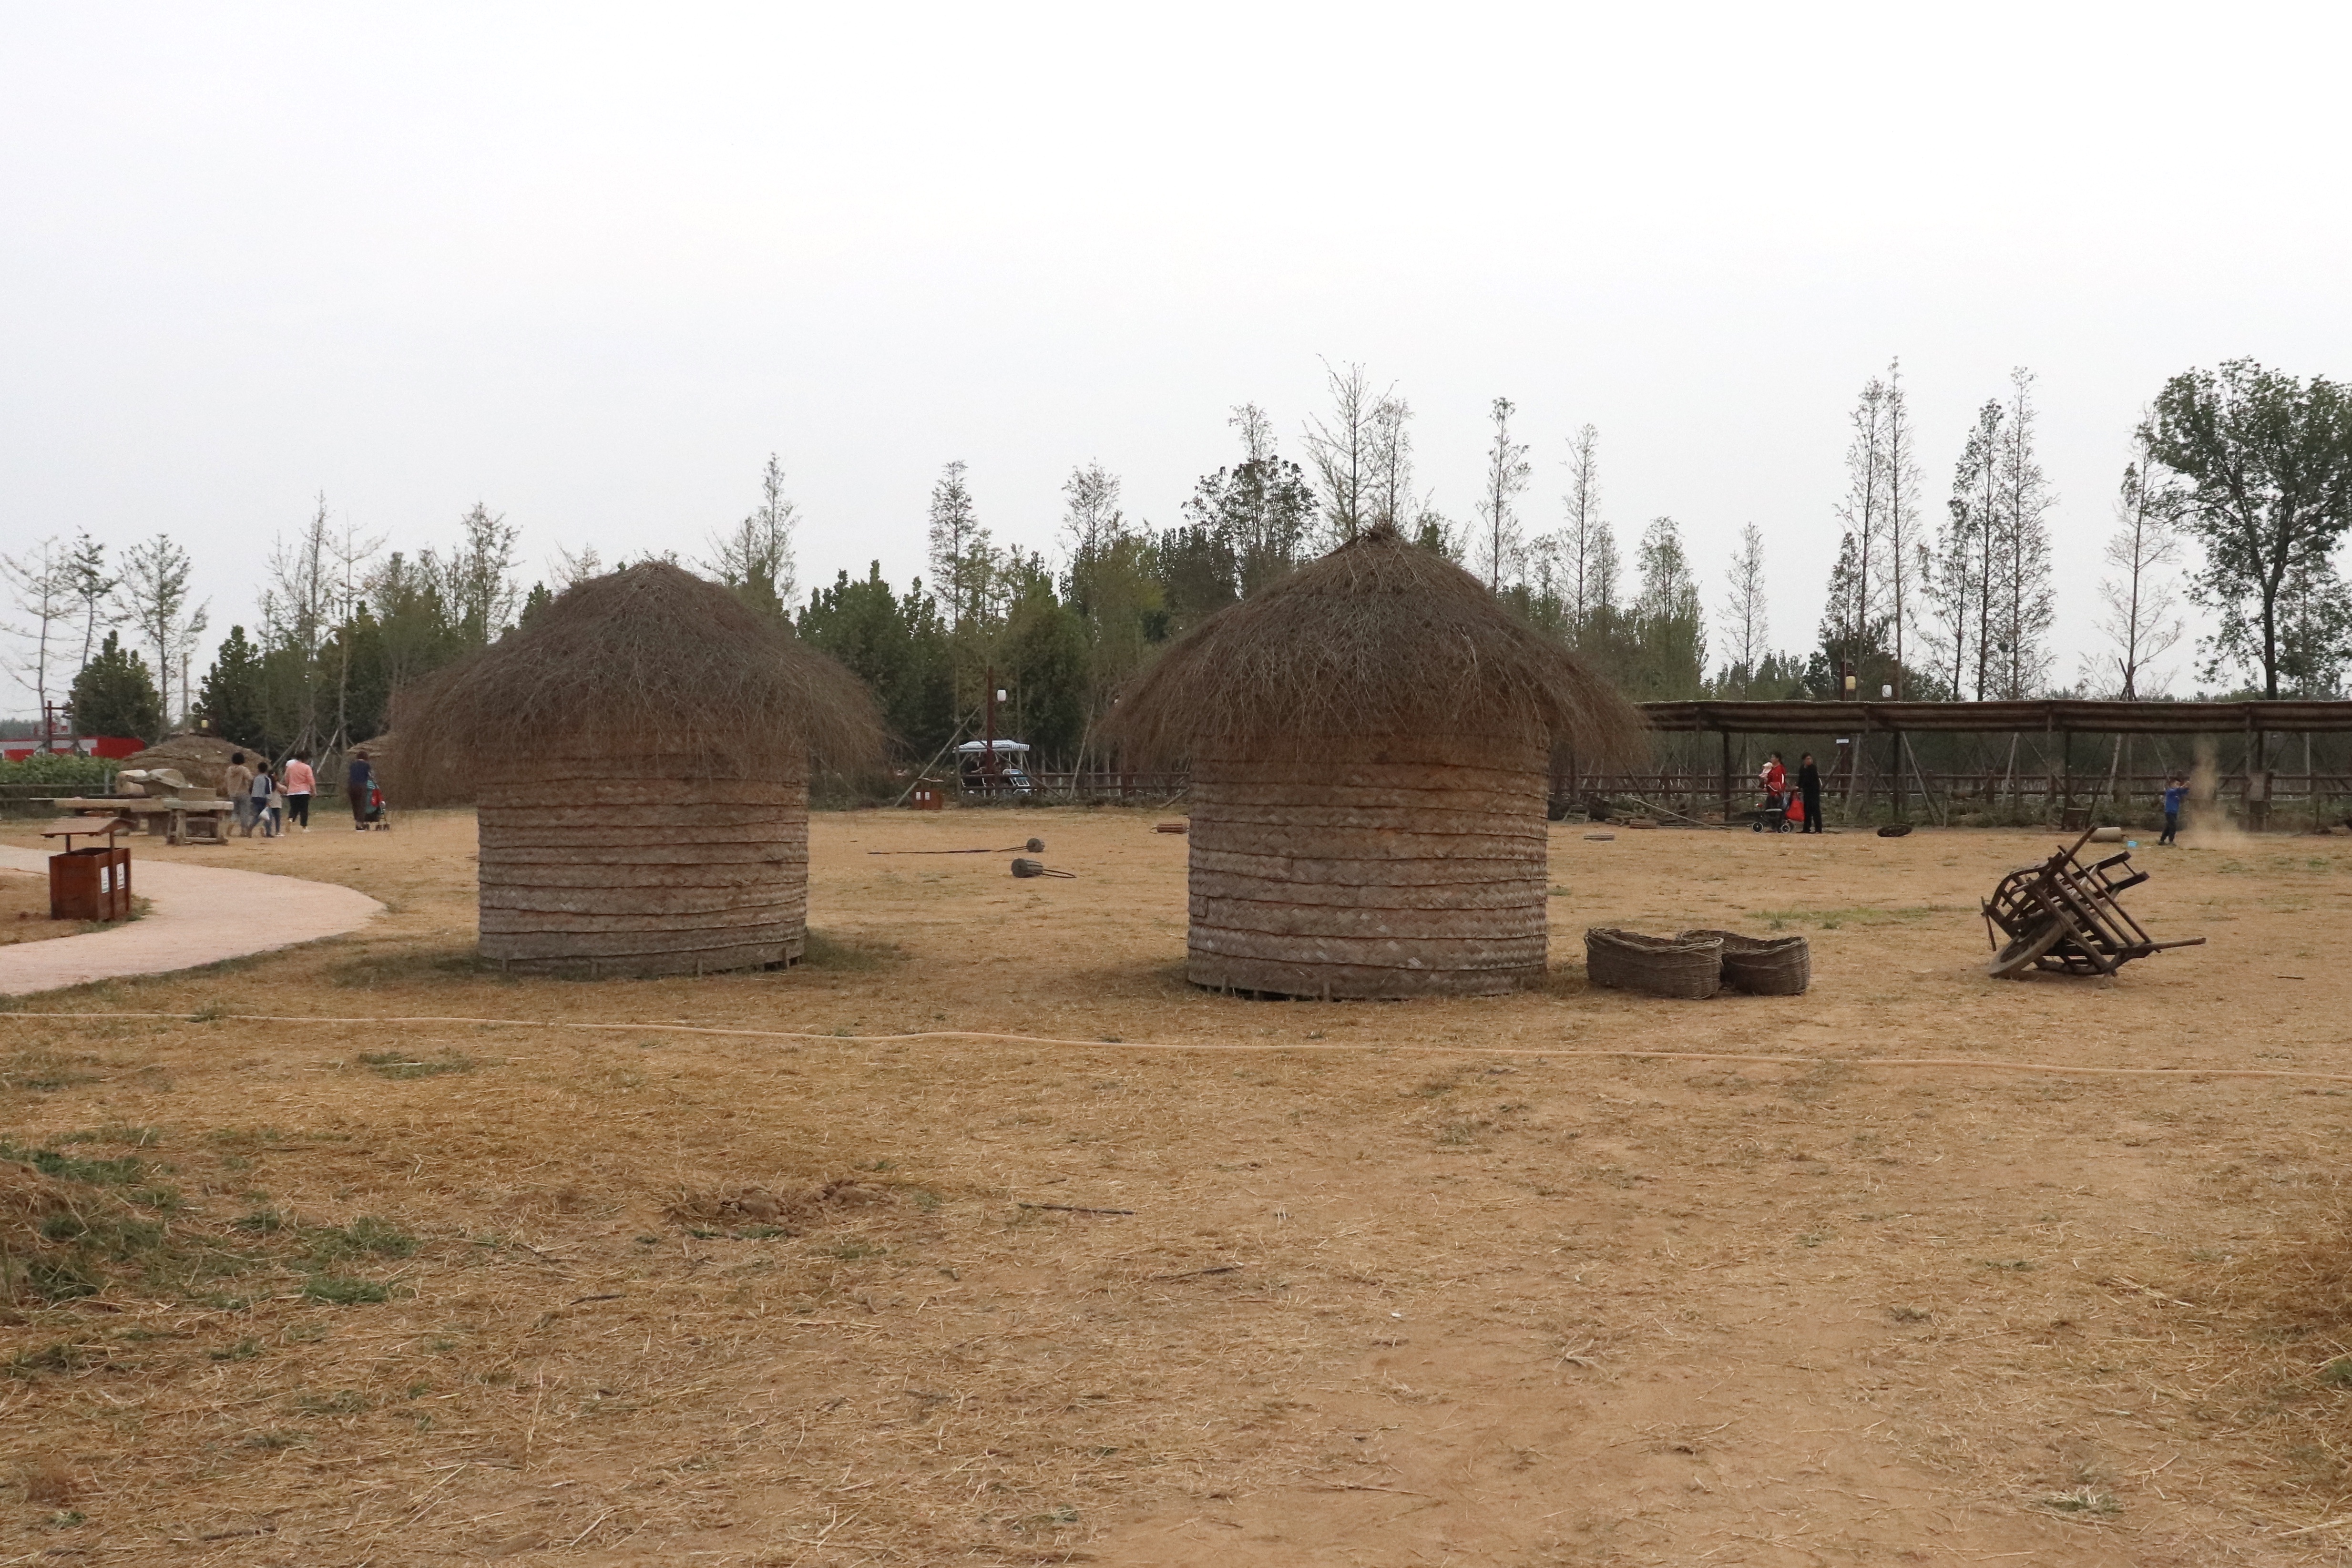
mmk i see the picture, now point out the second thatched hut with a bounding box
[1104,525,1643,999]
[395,563,880,977]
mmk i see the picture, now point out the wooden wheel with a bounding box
[1987,917,2068,979]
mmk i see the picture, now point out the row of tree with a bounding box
[1818,357,2352,706]
[5,359,2348,772]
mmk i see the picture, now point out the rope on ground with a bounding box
[6,1009,2351,1087]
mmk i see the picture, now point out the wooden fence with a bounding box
[1560,769,2352,823]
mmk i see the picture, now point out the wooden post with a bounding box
[1719,728,1732,824]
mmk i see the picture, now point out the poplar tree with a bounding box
[1718,523,1769,696]
[1473,397,1531,592]
[1992,369,2056,698]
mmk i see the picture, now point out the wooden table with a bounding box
[40,796,234,847]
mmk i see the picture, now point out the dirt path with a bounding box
[0,846,383,996]
[1,809,2347,1565]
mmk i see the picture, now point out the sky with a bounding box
[4,2,2350,715]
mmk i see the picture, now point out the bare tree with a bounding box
[706,453,798,616]
[1473,397,1532,591]
[1872,359,1925,696]
[1301,359,1376,545]
[262,496,335,751]
[1559,423,1615,628]
[1931,400,2003,699]
[1,536,68,719]
[64,533,117,673]
[1718,523,1769,696]
[1830,376,1888,665]
[425,504,523,646]
[118,533,210,728]
[549,543,604,589]
[1993,368,2056,697]
[2084,425,2184,698]
[1060,461,1126,562]
[1367,393,1416,532]
[328,513,383,749]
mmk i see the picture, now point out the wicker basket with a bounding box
[1678,929,1811,995]
[1584,928,1723,999]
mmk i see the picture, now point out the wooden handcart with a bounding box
[1981,824,2205,979]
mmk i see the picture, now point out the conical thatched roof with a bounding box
[1104,525,1646,763]
[393,562,882,797]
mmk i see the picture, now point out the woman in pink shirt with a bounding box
[281,750,316,831]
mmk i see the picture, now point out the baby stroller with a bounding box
[362,779,391,831]
[1750,792,1805,833]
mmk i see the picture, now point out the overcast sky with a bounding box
[5,3,2349,712]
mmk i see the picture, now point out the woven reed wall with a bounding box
[476,761,808,977]
[1187,734,1548,998]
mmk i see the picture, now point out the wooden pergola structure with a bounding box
[1635,699,2352,825]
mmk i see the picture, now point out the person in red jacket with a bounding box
[1759,751,1788,810]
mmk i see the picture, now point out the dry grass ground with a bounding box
[0,867,72,946]
[2,807,2352,1566]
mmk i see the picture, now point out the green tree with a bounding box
[71,631,163,741]
[195,625,269,748]
[2145,359,2352,697]
[1626,516,1707,699]
[999,582,1089,765]
[797,564,955,759]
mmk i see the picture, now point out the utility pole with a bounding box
[983,666,999,797]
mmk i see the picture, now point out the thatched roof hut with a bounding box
[393,563,881,978]
[1105,525,1644,999]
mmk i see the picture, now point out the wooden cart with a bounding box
[1982,824,2205,979]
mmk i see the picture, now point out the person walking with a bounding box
[1759,751,1788,811]
[282,750,316,831]
[224,750,257,837]
[2160,774,2188,845]
[346,747,374,830]
[248,759,276,838]
[1798,751,1824,834]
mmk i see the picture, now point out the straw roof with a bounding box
[393,563,882,797]
[1104,525,1646,764]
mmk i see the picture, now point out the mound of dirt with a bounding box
[665,1179,893,1233]
[123,733,246,793]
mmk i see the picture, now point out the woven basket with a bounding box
[1678,929,1811,995]
[1584,928,1723,999]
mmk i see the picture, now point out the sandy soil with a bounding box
[2,807,2351,1566]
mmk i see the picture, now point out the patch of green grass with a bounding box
[0,1141,152,1187]
[0,1049,102,1092]
[1889,1305,1933,1323]
[302,1276,392,1306]
[233,1209,286,1234]
[56,1124,165,1147]
[210,1338,263,1363]
[307,1216,417,1264]
[356,1050,475,1080]
[4,1341,93,1378]
[2319,1357,2352,1388]
[241,1429,307,1450]
[291,1390,368,1415]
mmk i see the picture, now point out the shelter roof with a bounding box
[1639,699,2352,735]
